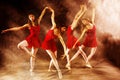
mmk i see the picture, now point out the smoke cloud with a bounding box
[94,0,120,39]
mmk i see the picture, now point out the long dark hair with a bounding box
[27,14,38,26]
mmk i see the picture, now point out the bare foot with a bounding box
[30,68,33,72]
[30,54,35,58]
[85,62,92,68]
[65,63,71,70]
[58,70,62,79]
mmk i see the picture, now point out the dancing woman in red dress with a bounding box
[1,7,48,72]
[42,7,66,79]
[69,8,97,68]
[62,5,87,70]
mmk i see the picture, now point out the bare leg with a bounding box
[87,47,97,62]
[48,60,53,72]
[48,51,57,71]
[85,47,97,68]
[17,40,31,56]
[65,48,71,70]
[17,40,38,71]
[30,47,38,72]
[78,46,92,68]
[69,45,85,62]
[69,45,88,68]
[79,45,88,63]
[67,49,80,69]
[46,50,62,79]
[69,49,80,63]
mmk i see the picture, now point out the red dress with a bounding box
[66,25,80,49]
[26,26,41,48]
[83,25,97,47]
[42,30,57,52]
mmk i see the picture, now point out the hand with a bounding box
[80,4,87,11]
[48,7,54,12]
[45,6,49,9]
[61,54,66,60]
[1,30,7,34]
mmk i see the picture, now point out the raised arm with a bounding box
[48,7,56,30]
[1,24,29,33]
[91,8,95,24]
[71,5,87,30]
[38,7,48,25]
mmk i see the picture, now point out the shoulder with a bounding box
[54,28,59,33]
[23,24,30,28]
[83,26,88,31]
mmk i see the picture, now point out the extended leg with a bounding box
[17,40,31,56]
[87,47,97,62]
[85,47,97,68]
[30,47,38,72]
[65,48,71,70]
[69,49,80,63]
[46,50,62,79]
[48,51,57,71]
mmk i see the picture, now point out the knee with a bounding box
[17,44,20,49]
[79,46,82,50]
[17,43,24,49]
[51,55,56,61]
[79,46,84,52]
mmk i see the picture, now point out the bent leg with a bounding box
[17,40,31,56]
[87,47,97,62]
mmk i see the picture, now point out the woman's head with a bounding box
[57,26,67,34]
[81,18,92,25]
[28,14,35,22]
[28,14,38,26]
[60,26,67,32]
[56,23,67,33]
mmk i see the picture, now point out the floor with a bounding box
[0,58,120,80]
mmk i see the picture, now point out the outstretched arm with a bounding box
[72,28,87,49]
[1,24,29,33]
[58,34,67,55]
[48,7,56,30]
[38,7,48,25]
[71,5,87,30]
[92,8,95,24]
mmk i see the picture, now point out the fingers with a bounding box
[1,31,4,34]
[1,30,7,34]
[80,4,87,11]
[45,6,54,12]
[45,6,49,9]
[49,8,54,12]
